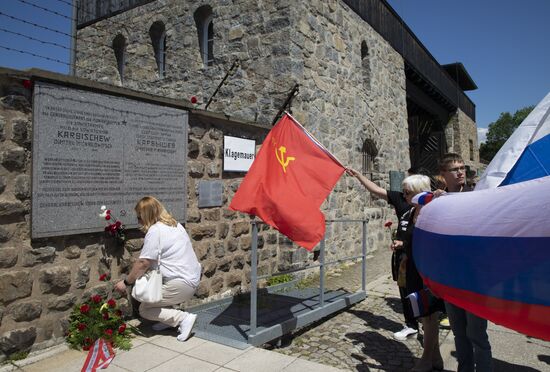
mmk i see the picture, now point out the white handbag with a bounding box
[132,234,163,303]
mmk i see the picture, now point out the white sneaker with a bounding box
[152,322,173,331]
[393,326,418,341]
[177,313,197,342]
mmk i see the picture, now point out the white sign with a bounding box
[223,136,256,172]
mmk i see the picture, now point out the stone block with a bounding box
[75,261,90,289]
[124,238,143,253]
[225,272,242,288]
[0,147,26,171]
[0,95,31,113]
[195,281,209,299]
[64,245,81,259]
[188,140,199,158]
[202,209,220,221]
[14,174,30,200]
[39,266,71,294]
[207,162,220,177]
[0,225,10,242]
[0,271,32,305]
[232,221,250,238]
[190,126,206,139]
[189,224,216,240]
[0,327,36,356]
[188,161,204,178]
[226,239,238,252]
[202,261,217,278]
[187,208,201,223]
[233,255,245,270]
[0,176,5,194]
[47,293,77,311]
[0,116,4,142]
[202,142,217,159]
[0,247,18,268]
[210,276,223,293]
[8,300,42,322]
[218,257,231,272]
[208,128,223,140]
[11,118,31,148]
[22,246,56,267]
[0,199,26,219]
[194,242,208,260]
[228,26,244,40]
[218,222,229,239]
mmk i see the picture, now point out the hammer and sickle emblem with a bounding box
[275,146,295,173]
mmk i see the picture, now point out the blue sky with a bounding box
[1,1,549,143]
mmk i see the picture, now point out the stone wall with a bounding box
[75,0,411,263]
[445,109,480,173]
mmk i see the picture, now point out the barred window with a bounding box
[149,21,167,78]
[194,5,214,67]
[112,34,126,83]
[361,138,378,175]
[361,41,371,88]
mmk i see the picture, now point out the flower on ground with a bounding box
[66,293,133,351]
[99,206,126,244]
[99,273,109,281]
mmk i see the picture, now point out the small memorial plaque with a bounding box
[198,180,223,208]
[32,82,188,237]
[389,170,406,192]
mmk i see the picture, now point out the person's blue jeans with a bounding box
[445,301,493,372]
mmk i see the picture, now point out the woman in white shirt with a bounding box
[114,196,201,342]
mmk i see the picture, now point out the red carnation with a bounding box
[384,221,393,228]
[115,221,122,228]
[91,294,102,303]
[115,310,122,317]
[190,96,198,104]
[103,312,109,320]
[77,323,87,331]
[106,210,111,215]
[104,226,110,232]
[22,80,32,89]
[107,298,116,308]
[105,214,111,221]
[80,304,90,314]
[105,329,113,336]
[99,273,108,281]
[118,324,127,334]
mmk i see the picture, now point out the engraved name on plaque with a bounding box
[32,82,188,237]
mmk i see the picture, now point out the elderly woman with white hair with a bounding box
[391,174,445,371]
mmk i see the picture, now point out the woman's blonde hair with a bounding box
[135,196,177,232]
[402,174,431,195]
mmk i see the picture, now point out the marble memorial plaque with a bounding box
[389,170,405,192]
[32,82,188,237]
[198,180,223,208]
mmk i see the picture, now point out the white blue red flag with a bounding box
[414,92,550,340]
[81,338,115,372]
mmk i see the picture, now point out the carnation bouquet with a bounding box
[99,205,126,244]
[66,290,133,351]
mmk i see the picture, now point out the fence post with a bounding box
[362,219,367,292]
[319,233,325,308]
[250,220,258,336]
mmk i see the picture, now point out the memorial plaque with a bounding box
[198,180,223,208]
[32,82,188,237]
[389,170,405,192]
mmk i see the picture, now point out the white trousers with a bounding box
[139,279,196,327]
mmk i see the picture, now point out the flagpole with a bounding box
[284,111,346,168]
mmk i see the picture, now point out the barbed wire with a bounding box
[0,26,70,50]
[0,3,298,106]
[0,44,70,66]
[16,0,74,21]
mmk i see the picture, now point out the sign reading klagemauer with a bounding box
[223,135,255,172]
[31,82,188,238]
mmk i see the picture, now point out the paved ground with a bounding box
[273,248,550,371]
[2,247,549,371]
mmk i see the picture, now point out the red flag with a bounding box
[81,338,115,372]
[229,113,345,250]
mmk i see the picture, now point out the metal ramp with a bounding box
[190,219,369,349]
[191,286,366,349]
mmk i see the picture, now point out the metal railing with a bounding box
[249,219,368,337]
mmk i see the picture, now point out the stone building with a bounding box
[0,0,480,356]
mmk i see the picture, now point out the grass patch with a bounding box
[266,274,293,287]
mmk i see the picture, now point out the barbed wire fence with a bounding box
[0,0,298,111]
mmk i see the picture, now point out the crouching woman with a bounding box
[114,196,201,342]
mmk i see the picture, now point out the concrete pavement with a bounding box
[2,247,549,371]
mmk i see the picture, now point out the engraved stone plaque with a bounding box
[389,170,405,192]
[198,180,223,208]
[32,82,188,237]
